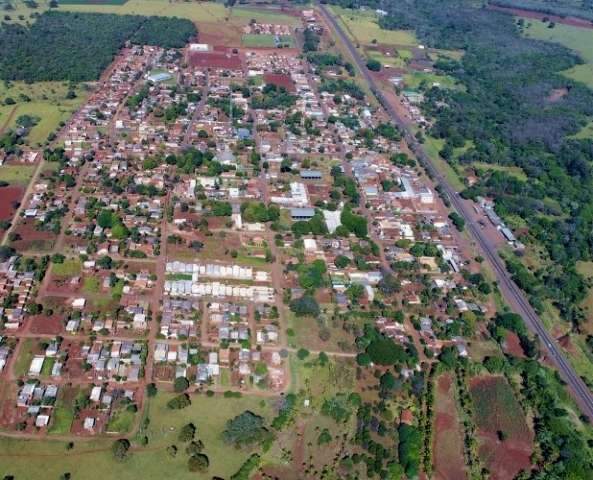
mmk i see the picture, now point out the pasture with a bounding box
[0,392,275,480]
[329,5,417,47]
[242,34,294,48]
[0,81,87,146]
[522,20,593,88]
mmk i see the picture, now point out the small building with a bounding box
[290,207,315,221]
[300,170,322,180]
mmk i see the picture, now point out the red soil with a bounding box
[0,186,23,220]
[29,314,64,335]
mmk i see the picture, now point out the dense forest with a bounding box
[0,11,196,82]
[490,0,593,21]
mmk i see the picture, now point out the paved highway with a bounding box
[317,2,593,419]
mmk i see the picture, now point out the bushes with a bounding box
[112,438,131,461]
[174,376,190,393]
[366,58,382,71]
[167,394,191,410]
[397,424,421,478]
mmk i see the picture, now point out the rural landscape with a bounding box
[0,0,592,479]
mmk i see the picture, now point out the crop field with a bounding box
[470,375,533,479]
[329,5,417,47]
[432,373,466,480]
[522,20,593,88]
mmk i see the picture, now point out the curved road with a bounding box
[317,2,593,419]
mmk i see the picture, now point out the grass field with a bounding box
[571,119,593,139]
[52,258,82,277]
[106,408,136,434]
[0,165,36,186]
[329,5,417,47]
[242,34,294,48]
[522,20,593,88]
[403,71,459,90]
[0,81,87,146]
[13,338,34,377]
[0,392,275,479]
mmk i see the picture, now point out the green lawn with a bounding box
[106,408,136,434]
[52,259,82,277]
[13,338,34,377]
[83,276,101,294]
[329,5,417,46]
[40,357,55,377]
[522,20,593,88]
[0,165,36,186]
[49,404,75,435]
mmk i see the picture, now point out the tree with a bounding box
[297,348,310,360]
[112,438,131,461]
[178,423,196,442]
[188,453,209,472]
[222,411,270,447]
[289,295,320,317]
[174,376,190,393]
[146,383,158,397]
[366,58,382,71]
[334,255,351,269]
[167,394,191,410]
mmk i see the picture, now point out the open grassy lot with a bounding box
[329,5,417,47]
[0,392,275,479]
[0,165,36,186]
[0,81,88,146]
[106,407,136,434]
[403,71,459,90]
[12,338,35,377]
[52,258,82,277]
[242,34,294,48]
[522,20,593,88]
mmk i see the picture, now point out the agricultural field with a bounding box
[329,5,417,47]
[522,19,593,88]
[470,375,533,479]
[432,373,466,480]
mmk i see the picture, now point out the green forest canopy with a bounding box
[0,11,196,82]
